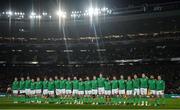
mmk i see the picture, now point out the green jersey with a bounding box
[43,80,48,89]
[12,81,19,90]
[48,81,55,91]
[54,80,60,89]
[85,80,92,90]
[97,77,105,87]
[126,80,133,90]
[25,80,31,89]
[132,78,140,89]
[19,80,25,90]
[91,80,98,89]
[30,82,36,90]
[111,80,118,89]
[72,80,79,89]
[65,80,72,90]
[156,80,165,90]
[78,82,84,91]
[118,79,125,89]
[36,81,42,89]
[59,80,66,89]
[148,79,156,90]
[104,80,111,90]
[140,77,148,88]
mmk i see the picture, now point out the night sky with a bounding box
[0,0,178,12]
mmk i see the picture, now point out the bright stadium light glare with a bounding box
[88,8,94,16]
[42,12,47,16]
[56,10,67,18]
[30,12,36,16]
[101,7,108,12]
[87,8,100,16]
[35,15,42,19]
[29,12,37,19]
[6,11,13,16]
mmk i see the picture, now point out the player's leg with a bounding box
[12,89,19,103]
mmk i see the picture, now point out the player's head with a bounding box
[49,77,53,81]
[44,77,47,81]
[55,76,58,80]
[93,76,96,80]
[21,77,24,81]
[150,75,154,79]
[157,75,161,80]
[134,74,137,79]
[86,76,89,80]
[74,76,77,80]
[14,77,18,81]
[67,77,70,81]
[113,76,116,80]
[128,76,131,80]
[27,76,30,80]
[99,73,102,78]
[142,73,146,78]
[120,75,124,79]
[106,77,109,80]
[79,78,82,81]
[31,78,34,82]
[60,76,64,80]
[37,77,40,81]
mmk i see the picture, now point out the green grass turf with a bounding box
[0,97,180,109]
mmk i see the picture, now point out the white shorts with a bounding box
[72,89,79,95]
[150,90,156,95]
[78,91,84,95]
[30,90,35,95]
[140,88,147,95]
[119,89,125,95]
[126,90,133,95]
[48,91,54,95]
[25,89,31,95]
[13,90,18,94]
[98,87,105,95]
[105,90,111,95]
[112,89,118,95]
[66,90,72,95]
[35,89,42,94]
[60,89,66,94]
[55,89,61,95]
[20,90,25,94]
[85,90,92,95]
[43,89,48,95]
[156,90,164,96]
[133,88,140,96]
[92,89,98,95]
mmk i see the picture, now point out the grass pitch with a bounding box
[0,97,180,109]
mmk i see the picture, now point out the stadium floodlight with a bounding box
[19,12,23,15]
[30,12,36,16]
[6,11,13,16]
[29,12,36,19]
[49,16,52,19]
[87,8,101,16]
[101,7,108,12]
[56,10,67,19]
[42,12,47,16]
[35,15,42,19]
[88,8,94,16]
